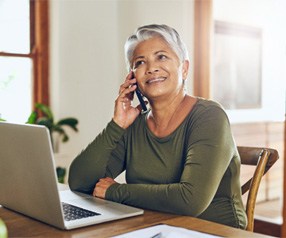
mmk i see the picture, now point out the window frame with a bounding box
[0,0,49,107]
[193,0,212,98]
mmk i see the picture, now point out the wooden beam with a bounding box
[254,218,281,237]
[193,0,212,98]
[33,0,50,107]
[0,52,33,58]
[282,117,286,236]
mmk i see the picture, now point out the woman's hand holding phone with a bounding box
[113,72,144,129]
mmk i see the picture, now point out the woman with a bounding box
[68,24,247,229]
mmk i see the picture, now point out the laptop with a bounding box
[0,122,143,230]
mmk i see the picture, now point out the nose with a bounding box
[146,61,159,74]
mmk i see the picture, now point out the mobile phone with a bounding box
[131,72,148,113]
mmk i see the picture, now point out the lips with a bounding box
[146,77,166,84]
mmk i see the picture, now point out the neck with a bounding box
[149,92,186,129]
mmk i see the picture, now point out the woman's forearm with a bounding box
[68,120,126,193]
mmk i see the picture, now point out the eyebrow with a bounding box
[133,50,168,61]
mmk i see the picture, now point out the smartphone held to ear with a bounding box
[135,89,148,112]
[131,72,148,113]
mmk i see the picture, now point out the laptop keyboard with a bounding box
[62,202,101,221]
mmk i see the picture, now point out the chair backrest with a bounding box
[238,146,279,232]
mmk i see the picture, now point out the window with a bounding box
[194,0,286,229]
[0,0,49,123]
[212,21,262,110]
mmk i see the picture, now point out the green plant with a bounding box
[27,103,79,183]
[0,218,7,238]
[27,103,79,149]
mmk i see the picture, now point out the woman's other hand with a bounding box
[93,177,117,199]
[113,72,142,129]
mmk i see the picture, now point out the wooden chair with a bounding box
[238,146,279,231]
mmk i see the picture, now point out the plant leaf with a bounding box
[26,111,37,124]
[57,118,79,132]
[36,117,53,130]
[35,103,54,120]
[53,125,65,134]
[62,133,69,142]
[53,125,70,143]
[56,167,66,183]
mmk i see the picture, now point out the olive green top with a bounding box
[68,98,247,229]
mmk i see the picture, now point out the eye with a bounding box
[158,54,168,60]
[134,60,145,69]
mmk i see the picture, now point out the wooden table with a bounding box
[0,205,274,237]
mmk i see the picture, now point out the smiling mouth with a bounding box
[146,77,167,84]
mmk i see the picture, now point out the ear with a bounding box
[182,60,189,80]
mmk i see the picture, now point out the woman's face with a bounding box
[132,37,189,100]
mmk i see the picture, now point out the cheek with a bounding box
[162,60,179,71]
[165,64,180,78]
[134,68,145,81]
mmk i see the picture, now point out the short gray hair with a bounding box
[124,24,189,71]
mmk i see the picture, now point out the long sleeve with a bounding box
[68,120,126,194]
[105,104,234,217]
[68,98,247,228]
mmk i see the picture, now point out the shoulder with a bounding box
[191,97,228,119]
[185,98,233,142]
[195,97,225,110]
[184,97,231,133]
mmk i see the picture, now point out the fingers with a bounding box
[119,72,137,94]
[116,76,137,109]
[93,179,106,198]
[136,100,148,112]
[117,84,136,102]
[92,177,117,198]
[103,177,115,182]
[113,73,142,129]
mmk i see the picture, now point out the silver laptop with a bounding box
[0,122,143,230]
